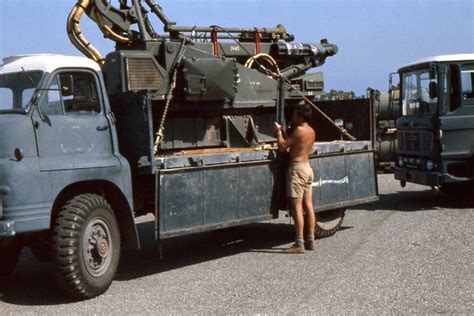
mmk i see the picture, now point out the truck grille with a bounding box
[398,131,433,152]
[125,58,165,91]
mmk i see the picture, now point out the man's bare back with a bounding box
[288,123,316,163]
[274,122,316,162]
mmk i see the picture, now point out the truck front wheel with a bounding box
[0,238,22,277]
[316,208,345,238]
[51,194,121,300]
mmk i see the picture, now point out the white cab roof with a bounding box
[0,54,101,74]
[401,53,474,69]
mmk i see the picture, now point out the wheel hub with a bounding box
[83,217,113,277]
[96,236,109,258]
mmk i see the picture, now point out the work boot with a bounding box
[304,240,316,251]
[283,243,305,254]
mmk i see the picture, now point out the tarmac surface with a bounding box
[1,174,473,314]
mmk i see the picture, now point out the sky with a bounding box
[0,0,473,95]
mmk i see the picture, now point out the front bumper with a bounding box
[394,168,441,186]
[0,220,16,237]
[0,191,15,237]
[0,202,51,238]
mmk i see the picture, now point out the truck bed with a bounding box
[154,141,377,239]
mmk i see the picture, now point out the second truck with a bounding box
[394,54,474,193]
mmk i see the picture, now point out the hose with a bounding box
[244,53,281,78]
[67,2,94,60]
[67,0,133,66]
[67,0,105,65]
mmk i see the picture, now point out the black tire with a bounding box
[316,208,345,238]
[51,193,121,300]
[0,238,22,277]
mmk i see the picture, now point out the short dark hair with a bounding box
[295,103,312,122]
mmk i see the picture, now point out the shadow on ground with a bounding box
[4,188,468,305]
[1,220,341,306]
[353,189,474,212]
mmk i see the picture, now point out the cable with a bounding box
[244,53,281,78]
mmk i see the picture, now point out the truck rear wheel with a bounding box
[51,194,121,300]
[0,238,22,277]
[316,208,345,238]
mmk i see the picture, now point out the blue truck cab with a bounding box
[0,55,135,237]
[0,55,138,295]
[394,54,474,193]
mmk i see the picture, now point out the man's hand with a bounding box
[274,122,283,135]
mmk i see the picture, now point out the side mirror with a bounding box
[429,64,438,80]
[60,75,74,97]
[429,81,438,99]
[388,72,398,94]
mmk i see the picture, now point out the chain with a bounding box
[154,37,189,154]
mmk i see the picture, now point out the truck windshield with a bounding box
[401,68,438,116]
[0,71,43,113]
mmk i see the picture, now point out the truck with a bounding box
[393,54,474,193]
[314,88,400,172]
[0,0,378,300]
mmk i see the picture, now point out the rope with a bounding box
[282,78,356,141]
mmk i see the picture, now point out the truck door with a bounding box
[32,70,118,170]
[440,64,474,167]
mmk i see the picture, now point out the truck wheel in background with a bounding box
[316,208,346,238]
[0,238,22,277]
[51,193,121,300]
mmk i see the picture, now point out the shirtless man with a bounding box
[274,103,316,254]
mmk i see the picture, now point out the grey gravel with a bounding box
[1,174,473,314]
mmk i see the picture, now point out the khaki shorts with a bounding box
[287,162,314,198]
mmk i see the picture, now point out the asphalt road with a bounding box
[1,174,473,314]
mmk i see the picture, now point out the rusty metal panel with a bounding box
[314,155,350,206]
[158,161,278,238]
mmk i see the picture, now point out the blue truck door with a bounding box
[32,70,118,170]
[440,64,474,161]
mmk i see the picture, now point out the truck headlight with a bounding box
[426,159,434,171]
[398,156,404,167]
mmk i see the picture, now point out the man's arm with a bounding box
[274,123,298,152]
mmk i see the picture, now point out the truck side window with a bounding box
[461,64,474,105]
[22,88,36,107]
[447,64,461,112]
[0,88,13,110]
[60,72,101,115]
[40,76,64,115]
